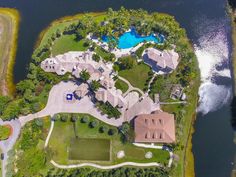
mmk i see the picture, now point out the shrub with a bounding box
[92,53,101,62]
[52,114,60,121]
[99,125,108,133]
[80,116,89,123]
[89,120,99,128]
[108,128,118,136]
[71,114,78,122]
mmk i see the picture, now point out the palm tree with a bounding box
[90,80,101,92]
[79,69,90,82]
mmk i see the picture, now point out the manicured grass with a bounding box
[115,79,129,93]
[119,63,151,90]
[51,34,88,56]
[0,125,11,140]
[49,113,169,165]
[69,138,110,161]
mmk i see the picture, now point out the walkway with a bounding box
[118,76,144,97]
[159,101,187,105]
[51,160,161,169]
[147,74,157,93]
[44,121,54,148]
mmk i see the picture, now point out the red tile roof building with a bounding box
[134,111,175,143]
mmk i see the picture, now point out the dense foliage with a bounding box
[44,167,169,177]
[96,101,121,119]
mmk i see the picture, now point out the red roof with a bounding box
[134,111,175,143]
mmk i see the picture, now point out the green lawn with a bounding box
[38,13,106,50]
[119,63,151,91]
[0,125,11,140]
[69,138,110,161]
[115,79,129,93]
[51,34,88,56]
[49,114,169,165]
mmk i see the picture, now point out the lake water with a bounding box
[0,0,235,176]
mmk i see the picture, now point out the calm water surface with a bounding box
[0,0,235,176]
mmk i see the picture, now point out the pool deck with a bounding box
[87,34,155,59]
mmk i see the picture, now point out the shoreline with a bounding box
[231,9,236,95]
[34,12,105,50]
[0,8,20,96]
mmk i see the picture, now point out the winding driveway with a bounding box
[0,119,21,177]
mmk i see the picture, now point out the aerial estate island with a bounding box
[0,8,200,177]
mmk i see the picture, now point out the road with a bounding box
[0,119,21,177]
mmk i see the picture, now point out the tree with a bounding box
[79,69,90,82]
[90,80,101,92]
[119,56,137,70]
[71,114,78,122]
[0,96,10,115]
[16,80,35,94]
[99,125,108,133]
[92,53,101,62]
[120,122,134,143]
[89,120,99,128]
[80,116,89,123]
[108,128,118,136]
[60,114,71,122]
[52,113,61,121]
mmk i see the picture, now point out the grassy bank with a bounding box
[0,8,20,96]
[231,9,236,95]
[34,12,105,51]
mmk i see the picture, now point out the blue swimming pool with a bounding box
[102,28,164,49]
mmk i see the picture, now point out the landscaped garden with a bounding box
[48,113,169,165]
[119,63,152,91]
[51,34,89,56]
[115,79,129,93]
[0,125,11,140]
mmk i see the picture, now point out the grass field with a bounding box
[0,8,20,96]
[69,138,110,161]
[115,79,129,93]
[48,113,169,165]
[119,63,151,91]
[51,34,88,56]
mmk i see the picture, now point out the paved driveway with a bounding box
[19,81,124,127]
[0,119,21,177]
